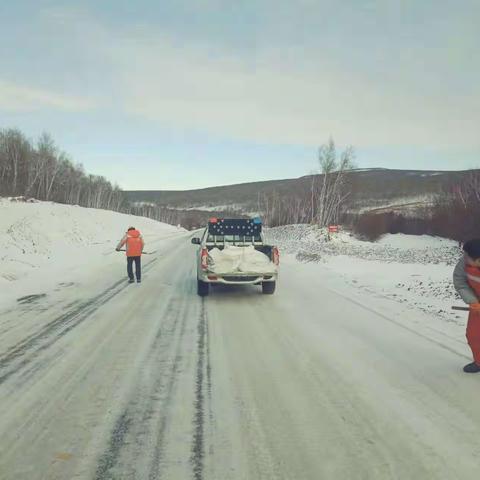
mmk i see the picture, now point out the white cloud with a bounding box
[20,5,480,151]
[0,80,96,112]
[108,36,480,150]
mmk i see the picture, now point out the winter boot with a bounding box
[463,362,480,373]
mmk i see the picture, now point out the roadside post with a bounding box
[327,225,339,241]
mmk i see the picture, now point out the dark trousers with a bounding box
[127,256,141,280]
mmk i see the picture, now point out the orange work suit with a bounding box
[465,261,480,364]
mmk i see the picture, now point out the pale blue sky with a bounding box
[0,1,478,189]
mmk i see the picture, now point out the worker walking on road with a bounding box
[116,227,145,283]
[453,239,480,373]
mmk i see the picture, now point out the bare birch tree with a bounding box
[455,169,480,207]
[315,138,355,227]
[0,129,30,195]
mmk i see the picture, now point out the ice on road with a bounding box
[1,237,479,479]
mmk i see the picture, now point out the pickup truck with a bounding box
[191,217,279,296]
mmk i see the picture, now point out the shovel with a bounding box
[117,249,157,255]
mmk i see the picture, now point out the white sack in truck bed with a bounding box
[208,245,276,275]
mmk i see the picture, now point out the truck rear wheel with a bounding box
[197,279,210,296]
[262,281,276,295]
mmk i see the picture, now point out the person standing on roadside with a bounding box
[116,227,145,283]
[453,239,480,372]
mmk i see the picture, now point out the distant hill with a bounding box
[125,168,471,216]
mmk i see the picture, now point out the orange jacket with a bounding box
[464,257,480,364]
[117,229,144,257]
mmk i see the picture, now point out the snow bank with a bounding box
[0,198,184,307]
[266,224,464,326]
[376,233,455,250]
[325,255,461,321]
[266,225,461,266]
[208,245,276,274]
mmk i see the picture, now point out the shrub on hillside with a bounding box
[351,200,480,243]
[430,201,480,242]
[351,212,435,241]
[352,213,392,241]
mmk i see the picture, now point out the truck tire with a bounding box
[262,281,276,295]
[197,279,210,296]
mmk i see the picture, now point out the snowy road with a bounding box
[1,235,480,479]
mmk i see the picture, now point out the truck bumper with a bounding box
[198,272,277,285]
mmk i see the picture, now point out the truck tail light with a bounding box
[201,248,209,270]
[273,247,280,266]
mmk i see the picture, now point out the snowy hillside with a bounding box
[125,168,468,217]
[267,225,465,329]
[0,198,185,308]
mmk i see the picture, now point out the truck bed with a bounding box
[205,243,274,258]
[205,244,276,276]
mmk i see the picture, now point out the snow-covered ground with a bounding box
[353,194,436,214]
[0,198,185,309]
[266,224,465,333]
[182,204,244,212]
[2,203,480,479]
[1,200,465,327]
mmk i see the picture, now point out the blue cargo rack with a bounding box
[208,217,262,236]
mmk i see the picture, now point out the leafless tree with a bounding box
[454,169,480,207]
[256,139,355,228]
[315,138,355,227]
[0,129,31,195]
[0,127,128,214]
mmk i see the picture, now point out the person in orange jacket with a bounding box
[453,239,480,372]
[116,227,145,283]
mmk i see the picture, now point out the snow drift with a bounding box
[0,198,184,308]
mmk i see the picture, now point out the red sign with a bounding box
[328,225,339,233]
